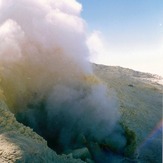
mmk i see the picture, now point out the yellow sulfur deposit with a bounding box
[83,75,101,85]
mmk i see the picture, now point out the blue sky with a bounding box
[77,0,163,76]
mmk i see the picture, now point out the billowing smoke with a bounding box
[0,0,127,160]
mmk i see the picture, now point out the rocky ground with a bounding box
[0,64,162,162]
[93,64,162,163]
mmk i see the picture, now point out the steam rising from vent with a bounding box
[0,0,125,158]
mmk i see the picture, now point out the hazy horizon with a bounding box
[78,0,163,77]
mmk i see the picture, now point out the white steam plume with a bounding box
[0,0,125,157]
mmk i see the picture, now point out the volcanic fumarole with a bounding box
[0,0,133,162]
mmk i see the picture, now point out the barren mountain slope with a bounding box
[93,64,162,163]
[0,64,162,163]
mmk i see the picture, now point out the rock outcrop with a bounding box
[0,101,85,163]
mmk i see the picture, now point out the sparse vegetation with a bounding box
[121,122,137,157]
